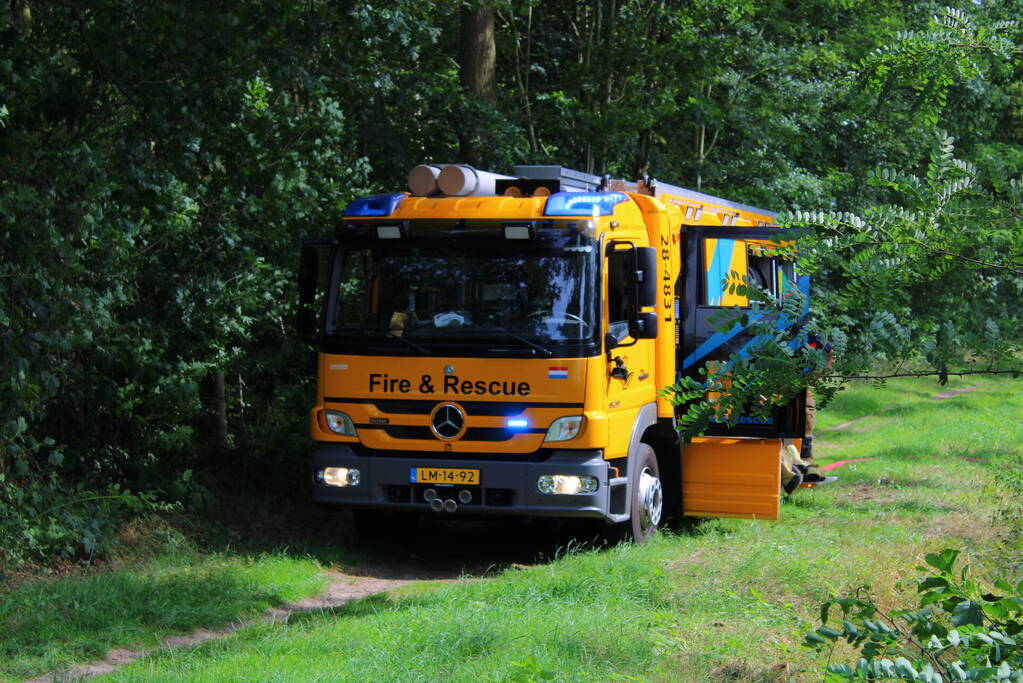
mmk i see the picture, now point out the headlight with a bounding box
[323,410,356,436]
[537,475,598,495]
[318,467,361,487]
[543,416,584,442]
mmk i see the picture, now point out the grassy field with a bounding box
[4,375,1021,681]
[0,537,326,680]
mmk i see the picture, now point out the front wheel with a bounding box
[605,444,662,544]
[631,445,663,542]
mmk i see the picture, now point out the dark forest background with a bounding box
[2,1,1021,563]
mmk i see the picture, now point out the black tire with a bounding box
[621,443,662,543]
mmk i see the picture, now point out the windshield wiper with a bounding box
[382,334,432,355]
[455,328,554,357]
[334,328,432,355]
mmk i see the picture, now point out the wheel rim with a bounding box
[638,467,663,530]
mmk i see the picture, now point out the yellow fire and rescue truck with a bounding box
[297,164,809,541]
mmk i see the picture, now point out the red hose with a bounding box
[818,457,875,472]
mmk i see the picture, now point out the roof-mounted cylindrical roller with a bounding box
[407,164,452,196]
[438,165,514,197]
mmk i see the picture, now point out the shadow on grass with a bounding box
[185,491,623,580]
[0,564,309,679]
[338,515,628,579]
[202,499,642,581]
[285,591,418,627]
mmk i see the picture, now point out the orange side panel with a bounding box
[683,438,780,520]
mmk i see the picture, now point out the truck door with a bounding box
[678,225,810,520]
[679,225,809,438]
[603,241,658,467]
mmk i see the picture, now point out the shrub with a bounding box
[804,549,1023,682]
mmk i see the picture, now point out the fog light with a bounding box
[322,467,360,487]
[537,474,598,495]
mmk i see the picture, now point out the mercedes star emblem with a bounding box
[430,403,466,440]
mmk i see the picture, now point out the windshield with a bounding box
[324,234,598,354]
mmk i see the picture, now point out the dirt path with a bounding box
[30,571,424,682]
[31,518,582,682]
[822,386,979,434]
[931,386,978,399]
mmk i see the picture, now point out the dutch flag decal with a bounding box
[548,366,569,379]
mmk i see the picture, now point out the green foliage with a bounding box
[853,7,1020,128]
[3,0,1023,565]
[0,1,383,562]
[805,550,1023,681]
[787,131,1023,382]
[0,477,176,564]
[661,257,844,435]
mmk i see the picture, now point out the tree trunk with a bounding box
[633,128,652,179]
[214,369,229,449]
[457,2,496,166]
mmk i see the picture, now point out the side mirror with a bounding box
[605,331,620,353]
[629,312,658,340]
[636,247,658,309]
[299,244,319,306]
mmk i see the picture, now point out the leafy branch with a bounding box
[804,549,1023,681]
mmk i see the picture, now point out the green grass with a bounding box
[0,545,325,680]
[8,375,1023,682]
[94,374,1022,682]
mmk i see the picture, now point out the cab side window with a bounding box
[748,243,796,299]
[607,249,633,341]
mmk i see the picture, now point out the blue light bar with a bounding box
[343,193,406,217]
[506,419,529,429]
[543,192,628,217]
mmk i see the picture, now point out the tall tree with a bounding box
[457,1,497,165]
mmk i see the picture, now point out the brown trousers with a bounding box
[805,389,817,437]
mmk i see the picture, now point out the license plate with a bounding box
[410,467,480,486]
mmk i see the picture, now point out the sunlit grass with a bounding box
[97,375,1022,682]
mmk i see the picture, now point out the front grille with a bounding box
[350,444,554,462]
[383,425,432,440]
[381,425,542,442]
[375,399,528,416]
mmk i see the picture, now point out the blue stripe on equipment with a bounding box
[705,239,735,306]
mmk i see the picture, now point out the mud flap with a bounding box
[682,437,781,520]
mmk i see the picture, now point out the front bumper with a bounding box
[311,444,610,520]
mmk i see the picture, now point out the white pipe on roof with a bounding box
[407,164,453,196]
[438,165,515,197]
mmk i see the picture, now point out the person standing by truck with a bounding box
[802,333,834,464]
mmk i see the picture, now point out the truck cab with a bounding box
[298,165,807,541]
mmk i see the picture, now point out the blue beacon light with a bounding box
[343,193,406,217]
[543,192,628,217]
[506,419,529,429]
